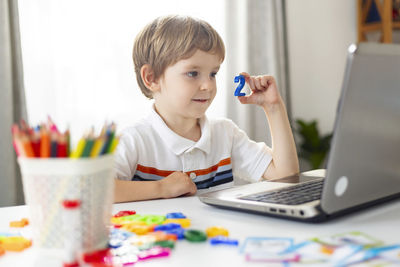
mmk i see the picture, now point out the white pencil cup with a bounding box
[17,154,115,252]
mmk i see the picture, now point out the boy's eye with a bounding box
[187,71,198,77]
[211,72,218,78]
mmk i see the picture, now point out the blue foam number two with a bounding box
[234,75,246,96]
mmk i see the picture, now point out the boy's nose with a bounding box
[200,78,215,91]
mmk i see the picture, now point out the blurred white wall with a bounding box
[286,0,357,134]
[18,0,226,145]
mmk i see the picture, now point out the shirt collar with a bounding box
[148,106,211,155]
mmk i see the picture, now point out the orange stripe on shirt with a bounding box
[136,165,175,177]
[190,158,231,176]
[136,157,231,177]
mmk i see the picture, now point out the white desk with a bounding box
[1,193,400,266]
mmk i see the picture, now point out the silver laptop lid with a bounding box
[321,43,400,214]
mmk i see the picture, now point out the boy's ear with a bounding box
[140,64,160,92]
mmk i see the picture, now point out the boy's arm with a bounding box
[114,179,162,202]
[114,171,197,203]
[261,100,299,179]
[237,73,299,180]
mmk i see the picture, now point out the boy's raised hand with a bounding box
[159,171,197,198]
[237,72,282,110]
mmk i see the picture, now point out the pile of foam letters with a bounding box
[82,210,238,265]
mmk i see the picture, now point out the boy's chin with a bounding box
[187,109,209,119]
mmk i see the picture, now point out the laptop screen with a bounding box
[321,43,400,214]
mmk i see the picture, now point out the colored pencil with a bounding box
[70,138,86,158]
[81,132,94,158]
[50,132,58,157]
[108,137,119,153]
[65,129,70,157]
[40,126,51,158]
[90,137,105,157]
[57,133,68,158]
[19,133,35,158]
[100,124,116,155]
[47,115,59,133]
[31,129,41,157]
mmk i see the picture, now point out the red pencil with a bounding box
[31,129,41,157]
[57,133,68,158]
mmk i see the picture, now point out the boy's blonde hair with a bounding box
[133,15,225,99]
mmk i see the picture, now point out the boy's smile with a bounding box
[192,98,208,103]
[153,49,222,139]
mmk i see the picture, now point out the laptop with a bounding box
[199,42,400,222]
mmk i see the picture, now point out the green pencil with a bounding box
[81,137,94,157]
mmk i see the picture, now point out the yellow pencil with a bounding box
[90,137,105,157]
[109,137,120,153]
[70,137,86,158]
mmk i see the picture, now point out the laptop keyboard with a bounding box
[239,179,324,205]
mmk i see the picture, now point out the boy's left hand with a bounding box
[237,72,282,110]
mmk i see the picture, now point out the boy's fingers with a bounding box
[239,90,263,104]
[238,72,276,92]
[263,76,275,86]
[239,72,252,87]
[260,77,268,87]
[254,77,262,90]
[186,180,197,195]
[190,185,197,195]
[238,95,252,105]
[239,71,250,79]
[247,77,255,91]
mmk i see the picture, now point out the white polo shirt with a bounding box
[114,108,272,189]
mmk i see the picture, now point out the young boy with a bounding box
[114,15,299,202]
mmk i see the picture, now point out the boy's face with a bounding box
[154,49,221,122]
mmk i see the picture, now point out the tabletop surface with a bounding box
[1,191,400,267]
